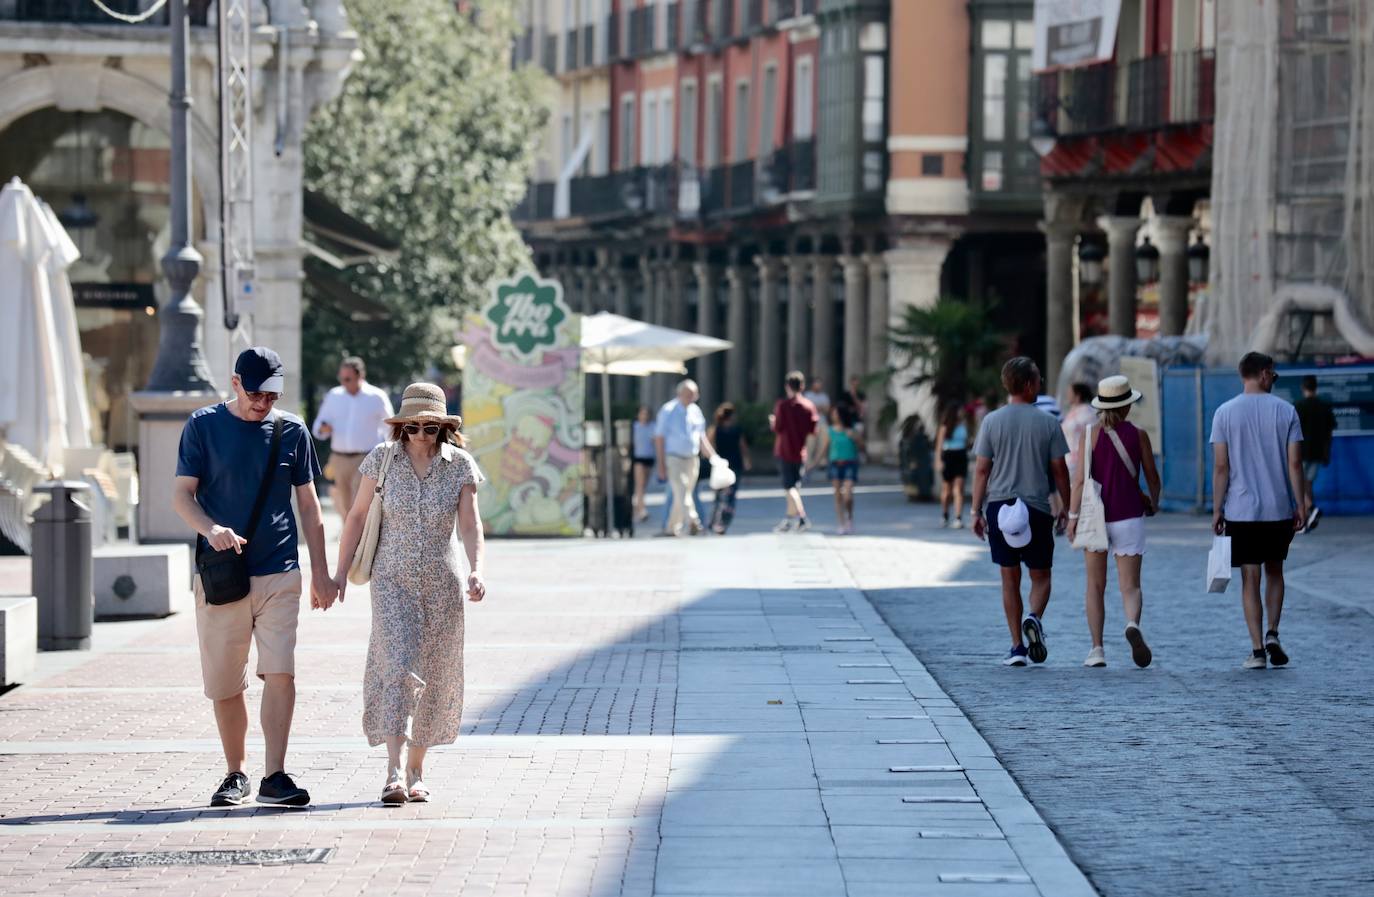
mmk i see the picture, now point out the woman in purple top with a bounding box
[1067,376,1162,668]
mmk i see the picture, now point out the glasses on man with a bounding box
[246,391,281,404]
[402,423,442,436]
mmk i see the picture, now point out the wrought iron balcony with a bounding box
[1033,49,1216,139]
[3,0,210,25]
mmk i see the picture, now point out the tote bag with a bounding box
[1071,425,1110,552]
[347,444,395,586]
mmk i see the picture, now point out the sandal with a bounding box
[381,768,407,805]
[406,768,430,802]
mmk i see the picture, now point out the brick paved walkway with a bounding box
[0,490,1093,897]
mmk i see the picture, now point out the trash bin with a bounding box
[32,481,93,650]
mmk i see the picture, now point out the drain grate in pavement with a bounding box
[71,848,334,869]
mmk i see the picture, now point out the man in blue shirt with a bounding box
[172,347,335,807]
[654,379,717,536]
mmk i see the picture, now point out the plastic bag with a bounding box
[1206,535,1232,594]
[708,456,736,491]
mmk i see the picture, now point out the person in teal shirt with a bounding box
[814,403,865,534]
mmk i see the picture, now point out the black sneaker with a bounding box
[1264,632,1289,667]
[257,771,310,806]
[210,771,251,807]
[1021,615,1048,663]
[1306,507,1322,532]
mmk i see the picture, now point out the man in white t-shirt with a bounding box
[311,357,394,517]
[1210,351,1305,670]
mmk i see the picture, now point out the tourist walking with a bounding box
[815,403,864,534]
[172,347,334,808]
[311,356,394,518]
[1061,383,1097,485]
[630,405,656,522]
[935,402,971,528]
[1293,374,1336,532]
[770,371,820,533]
[970,357,1071,666]
[1066,376,1161,668]
[334,383,487,803]
[707,403,750,534]
[1211,352,1305,670]
[655,380,718,536]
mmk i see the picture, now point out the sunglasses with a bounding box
[246,391,281,404]
[402,423,443,436]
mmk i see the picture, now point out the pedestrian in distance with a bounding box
[707,403,750,534]
[1211,352,1306,670]
[1061,382,1097,488]
[1066,376,1161,668]
[770,370,821,533]
[172,347,334,808]
[970,357,1071,666]
[630,405,656,523]
[334,383,487,803]
[815,402,864,535]
[654,379,718,537]
[1293,374,1336,533]
[311,356,394,519]
[935,401,971,529]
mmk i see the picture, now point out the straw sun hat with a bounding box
[1090,375,1143,411]
[384,382,463,427]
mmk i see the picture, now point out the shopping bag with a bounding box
[708,456,736,491]
[1206,535,1232,594]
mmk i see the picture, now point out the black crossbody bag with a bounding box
[197,415,282,605]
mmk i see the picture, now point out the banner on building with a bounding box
[461,273,584,536]
[1032,0,1123,72]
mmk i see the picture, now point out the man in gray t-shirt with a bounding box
[971,357,1071,667]
[1210,351,1305,670]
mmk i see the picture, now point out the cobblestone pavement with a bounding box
[815,481,1374,897]
[0,486,1093,897]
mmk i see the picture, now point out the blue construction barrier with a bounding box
[1159,364,1374,515]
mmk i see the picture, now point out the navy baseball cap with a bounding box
[234,347,285,394]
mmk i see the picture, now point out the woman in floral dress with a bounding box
[334,383,487,803]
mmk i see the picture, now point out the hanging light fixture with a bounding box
[1187,234,1210,285]
[1134,234,1160,284]
[1077,238,1105,287]
[57,112,99,252]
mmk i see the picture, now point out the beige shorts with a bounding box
[193,569,302,700]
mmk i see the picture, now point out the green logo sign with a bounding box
[486,274,569,357]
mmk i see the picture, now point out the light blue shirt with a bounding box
[654,399,706,458]
[1210,392,1303,521]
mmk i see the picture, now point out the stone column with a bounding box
[1101,215,1141,338]
[785,255,809,376]
[755,255,783,403]
[810,254,837,394]
[883,237,952,455]
[666,258,689,332]
[842,254,868,385]
[863,253,888,435]
[1041,220,1078,391]
[693,260,721,412]
[725,263,751,403]
[1154,215,1193,337]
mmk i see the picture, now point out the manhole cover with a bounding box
[71,848,334,869]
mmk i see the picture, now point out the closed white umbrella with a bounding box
[579,311,731,537]
[0,177,92,473]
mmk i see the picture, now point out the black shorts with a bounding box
[779,461,804,490]
[1227,520,1295,567]
[986,499,1055,570]
[632,457,655,469]
[941,450,968,482]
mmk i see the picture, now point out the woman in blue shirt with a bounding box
[935,402,971,528]
[630,405,655,522]
[814,403,865,535]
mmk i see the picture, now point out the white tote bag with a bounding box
[1071,425,1110,552]
[708,455,736,491]
[347,444,395,586]
[1206,535,1233,593]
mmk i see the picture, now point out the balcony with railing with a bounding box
[513,167,677,224]
[1,0,211,26]
[1034,49,1216,139]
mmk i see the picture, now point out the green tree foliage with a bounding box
[884,298,1007,426]
[302,0,548,396]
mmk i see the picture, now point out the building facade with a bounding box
[0,1,356,449]
[513,0,1046,444]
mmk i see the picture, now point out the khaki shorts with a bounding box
[193,569,302,700]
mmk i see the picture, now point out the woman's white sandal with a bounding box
[381,768,407,805]
[406,768,430,802]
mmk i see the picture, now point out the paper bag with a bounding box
[1206,535,1232,594]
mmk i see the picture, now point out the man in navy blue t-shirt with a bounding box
[172,347,335,808]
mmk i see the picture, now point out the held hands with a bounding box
[333,573,349,606]
[1054,511,1069,536]
[310,573,339,611]
[467,572,486,602]
[206,524,247,553]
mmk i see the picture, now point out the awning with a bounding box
[302,189,400,269]
[303,257,391,323]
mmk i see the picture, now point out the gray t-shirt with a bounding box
[1209,392,1303,522]
[973,402,1070,515]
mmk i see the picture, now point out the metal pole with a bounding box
[602,368,615,538]
[146,0,216,393]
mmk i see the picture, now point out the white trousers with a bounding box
[665,455,701,534]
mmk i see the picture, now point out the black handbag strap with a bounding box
[242,414,283,543]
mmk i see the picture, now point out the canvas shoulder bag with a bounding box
[347,443,396,586]
[196,414,282,605]
[1071,424,1110,552]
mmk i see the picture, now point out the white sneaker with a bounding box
[1243,652,1267,670]
[1083,646,1106,667]
[951,518,964,530]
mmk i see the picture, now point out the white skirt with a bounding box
[1104,516,1147,556]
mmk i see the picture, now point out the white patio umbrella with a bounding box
[580,311,731,537]
[0,177,93,473]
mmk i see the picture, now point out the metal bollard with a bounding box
[32,481,93,651]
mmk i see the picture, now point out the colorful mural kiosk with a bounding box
[461,273,583,536]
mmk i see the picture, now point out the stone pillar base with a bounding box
[130,391,221,544]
